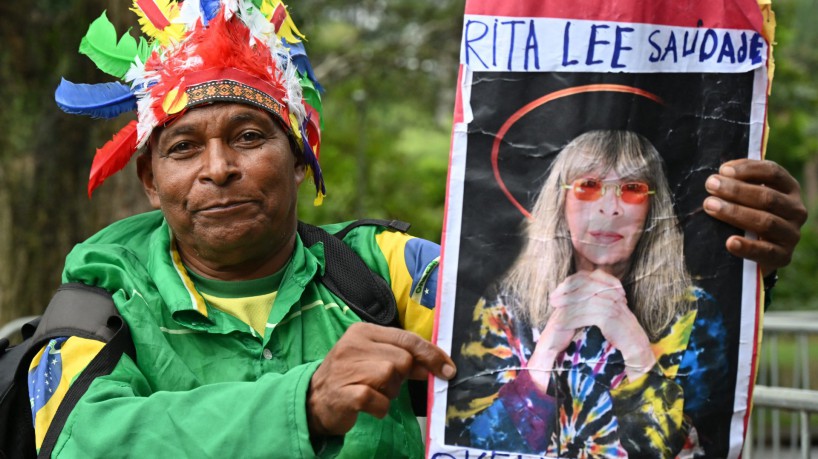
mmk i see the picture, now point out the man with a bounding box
[34,3,451,456]
[30,0,806,457]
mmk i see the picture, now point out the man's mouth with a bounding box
[195,200,255,214]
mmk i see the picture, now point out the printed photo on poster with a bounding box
[433,71,761,458]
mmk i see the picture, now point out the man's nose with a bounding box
[199,140,240,185]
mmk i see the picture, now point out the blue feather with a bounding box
[286,41,325,93]
[300,115,325,196]
[201,0,220,25]
[55,78,137,119]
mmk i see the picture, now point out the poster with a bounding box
[428,1,774,458]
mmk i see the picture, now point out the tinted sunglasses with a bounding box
[562,178,655,204]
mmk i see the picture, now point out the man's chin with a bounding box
[209,220,293,249]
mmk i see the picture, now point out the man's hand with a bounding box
[307,323,456,437]
[704,159,808,276]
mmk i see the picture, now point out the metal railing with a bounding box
[0,315,38,343]
[744,311,818,459]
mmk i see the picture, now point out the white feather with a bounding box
[223,0,240,21]
[135,95,158,148]
[181,55,204,71]
[124,56,148,86]
[175,0,204,29]
[282,56,305,123]
[239,0,274,46]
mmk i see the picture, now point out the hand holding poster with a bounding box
[429,1,775,458]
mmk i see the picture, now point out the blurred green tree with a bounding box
[292,0,463,242]
[765,0,818,309]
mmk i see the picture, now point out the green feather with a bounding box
[79,12,148,79]
[137,36,154,64]
[298,72,323,130]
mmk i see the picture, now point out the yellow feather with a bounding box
[260,0,306,44]
[289,113,303,146]
[313,190,325,206]
[131,0,186,46]
[259,0,277,19]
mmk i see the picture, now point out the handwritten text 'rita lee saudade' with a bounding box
[463,18,765,72]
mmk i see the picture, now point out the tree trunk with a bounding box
[0,2,149,325]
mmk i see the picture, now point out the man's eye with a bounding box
[170,142,191,152]
[239,131,264,142]
[165,142,197,158]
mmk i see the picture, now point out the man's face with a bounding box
[139,103,305,274]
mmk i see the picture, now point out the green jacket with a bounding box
[49,211,437,458]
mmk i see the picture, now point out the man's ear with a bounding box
[287,134,306,188]
[294,160,306,187]
[136,150,162,209]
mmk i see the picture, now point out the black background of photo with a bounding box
[445,71,755,456]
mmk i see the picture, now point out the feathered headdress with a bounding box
[55,0,326,204]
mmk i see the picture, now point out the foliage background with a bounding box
[0,0,814,324]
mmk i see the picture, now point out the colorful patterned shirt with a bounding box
[447,288,730,458]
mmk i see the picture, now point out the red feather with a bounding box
[135,0,171,29]
[88,120,139,197]
[271,4,287,33]
[146,13,281,126]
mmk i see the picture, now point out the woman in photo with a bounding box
[450,130,728,458]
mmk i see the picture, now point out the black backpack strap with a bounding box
[31,283,127,346]
[298,221,402,328]
[331,219,411,240]
[298,220,429,417]
[7,283,133,459]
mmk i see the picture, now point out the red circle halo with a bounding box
[490,84,664,219]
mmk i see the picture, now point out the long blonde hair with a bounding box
[501,130,692,340]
